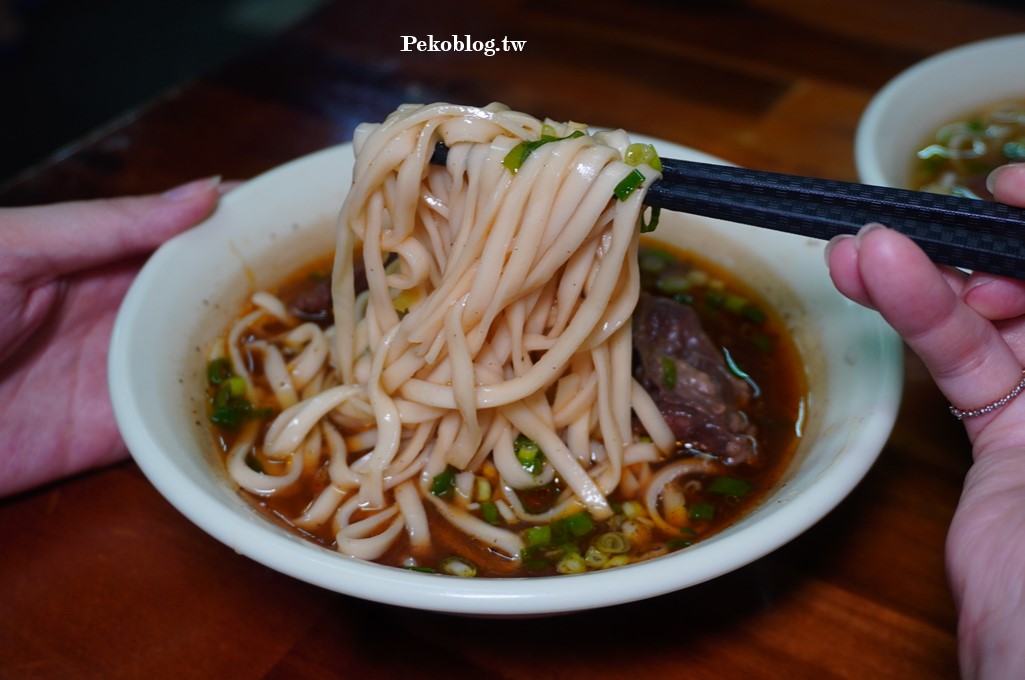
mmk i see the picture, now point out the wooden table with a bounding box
[3,1,1025,677]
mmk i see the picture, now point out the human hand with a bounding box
[0,178,223,498]
[825,163,1025,679]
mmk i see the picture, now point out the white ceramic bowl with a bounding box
[109,137,903,617]
[856,33,1025,189]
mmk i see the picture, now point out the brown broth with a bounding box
[207,243,806,577]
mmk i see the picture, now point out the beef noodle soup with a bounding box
[203,103,806,577]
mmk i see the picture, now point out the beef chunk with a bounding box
[633,292,757,464]
[289,277,333,324]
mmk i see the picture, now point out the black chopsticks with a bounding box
[431,143,1025,278]
[651,158,1025,279]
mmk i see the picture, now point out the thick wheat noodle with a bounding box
[222,103,674,567]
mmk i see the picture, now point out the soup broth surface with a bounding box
[206,243,806,577]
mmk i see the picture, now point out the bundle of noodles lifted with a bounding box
[206,102,804,577]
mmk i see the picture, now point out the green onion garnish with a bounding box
[661,356,677,389]
[430,466,457,498]
[514,434,544,475]
[502,130,585,173]
[210,405,243,429]
[560,511,594,538]
[226,376,247,397]
[480,500,501,526]
[689,502,716,520]
[624,142,662,171]
[593,531,630,554]
[708,476,752,497]
[207,358,233,385]
[613,168,645,200]
[525,524,552,548]
[640,206,661,233]
[655,273,689,295]
[556,552,587,574]
[206,359,270,430]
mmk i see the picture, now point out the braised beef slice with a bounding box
[632,292,757,464]
[289,277,333,324]
[287,260,369,326]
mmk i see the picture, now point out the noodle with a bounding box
[208,102,795,575]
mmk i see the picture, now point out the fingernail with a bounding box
[986,165,1009,197]
[856,221,887,245]
[823,233,853,265]
[162,175,222,201]
[964,273,998,294]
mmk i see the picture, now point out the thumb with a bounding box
[0,176,223,282]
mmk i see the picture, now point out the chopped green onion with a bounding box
[226,376,247,397]
[439,556,478,577]
[724,294,748,314]
[705,290,725,308]
[475,477,492,502]
[502,130,585,173]
[721,294,767,324]
[640,206,661,233]
[624,143,663,171]
[207,358,233,385]
[593,532,630,554]
[584,545,609,568]
[742,304,767,324]
[404,565,436,573]
[666,538,693,551]
[752,333,773,353]
[661,356,677,389]
[639,249,672,273]
[430,466,457,498]
[689,502,716,520]
[620,500,643,519]
[708,476,752,497]
[514,434,544,474]
[210,404,244,429]
[523,557,551,572]
[212,385,231,408]
[655,273,689,295]
[525,524,552,548]
[560,511,594,537]
[480,500,501,526]
[613,169,645,200]
[207,358,271,430]
[556,552,587,574]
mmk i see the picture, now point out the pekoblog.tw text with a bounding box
[401,35,526,57]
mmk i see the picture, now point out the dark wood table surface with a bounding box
[4,1,1025,677]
